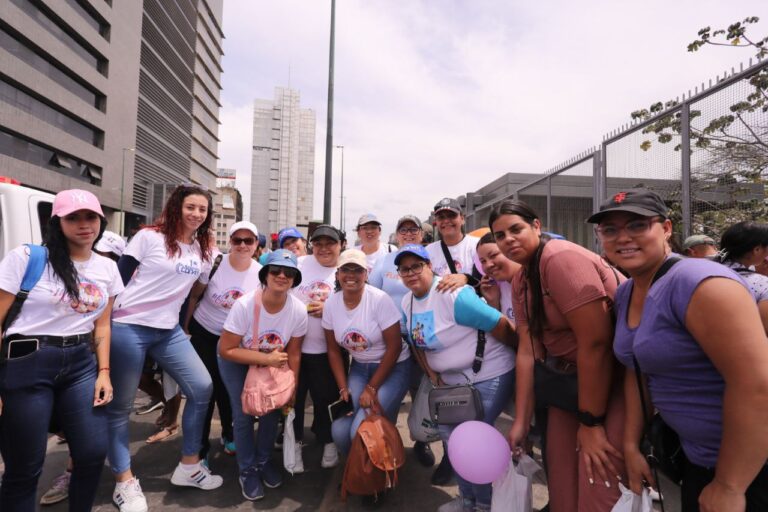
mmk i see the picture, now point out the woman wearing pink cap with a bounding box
[0,189,123,511]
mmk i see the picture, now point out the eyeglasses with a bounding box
[398,227,421,235]
[231,237,256,246]
[358,225,380,232]
[397,262,426,277]
[268,266,298,279]
[595,218,662,242]
[339,265,366,275]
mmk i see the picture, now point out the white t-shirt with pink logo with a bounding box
[291,255,336,354]
[426,235,479,277]
[223,291,308,351]
[321,285,408,364]
[113,229,210,329]
[0,246,124,336]
[193,256,262,335]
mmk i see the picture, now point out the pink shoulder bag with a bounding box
[240,290,296,416]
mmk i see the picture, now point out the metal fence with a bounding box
[508,56,768,251]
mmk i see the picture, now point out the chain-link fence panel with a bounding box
[518,180,549,226]
[549,157,595,248]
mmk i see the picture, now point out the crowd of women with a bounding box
[0,183,766,512]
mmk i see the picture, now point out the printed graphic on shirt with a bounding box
[298,280,332,302]
[505,306,515,321]
[410,311,442,351]
[341,329,369,352]
[70,278,105,314]
[257,331,285,353]
[175,259,201,277]
[384,270,400,281]
[433,260,463,277]
[211,287,245,310]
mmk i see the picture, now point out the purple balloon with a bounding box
[447,421,511,484]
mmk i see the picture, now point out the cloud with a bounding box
[217,0,768,236]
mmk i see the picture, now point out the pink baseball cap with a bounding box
[51,189,104,218]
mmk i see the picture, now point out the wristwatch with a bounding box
[577,409,606,427]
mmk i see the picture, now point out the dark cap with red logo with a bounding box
[586,189,669,224]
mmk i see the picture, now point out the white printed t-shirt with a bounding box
[426,235,479,277]
[223,291,308,351]
[193,256,262,335]
[498,280,516,324]
[402,278,515,385]
[113,229,210,329]
[0,246,124,336]
[354,243,396,272]
[322,285,408,364]
[291,255,336,354]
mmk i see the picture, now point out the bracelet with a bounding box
[98,367,110,372]
[366,384,377,393]
[339,387,348,395]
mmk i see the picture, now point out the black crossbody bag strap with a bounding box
[631,256,681,512]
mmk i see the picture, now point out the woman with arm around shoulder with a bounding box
[491,199,627,512]
[398,244,516,512]
[0,190,123,511]
[322,249,411,455]
[218,249,307,501]
[591,190,768,512]
[108,185,221,512]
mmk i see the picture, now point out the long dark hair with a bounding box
[149,185,214,262]
[716,221,768,264]
[44,216,107,302]
[488,199,548,340]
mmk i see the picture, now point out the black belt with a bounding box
[4,333,92,348]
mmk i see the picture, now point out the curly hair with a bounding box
[44,215,107,302]
[149,185,214,262]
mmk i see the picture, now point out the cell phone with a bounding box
[328,398,353,423]
[6,338,39,359]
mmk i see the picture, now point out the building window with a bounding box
[0,79,103,147]
[62,0,110,40]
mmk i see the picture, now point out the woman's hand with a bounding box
[479,276,501,308]
[699,479,746,512]
[307,301,325,318]
[436,273,468,293]
[339,387,350,402]
[266,349,289,368]
[93,371,113,407]
[359,385,381,414]
[624,445,654,495]
[508,419,529,460]
[576,424,623,487]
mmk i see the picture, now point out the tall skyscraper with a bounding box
[250,87,316,237]
[0,0,223,233]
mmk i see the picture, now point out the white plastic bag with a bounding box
[283,409,297,474]
[610,483,653,512]
[491,454,540,512]
[407,375,440,443]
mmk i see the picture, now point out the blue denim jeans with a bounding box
[0,342,107,512]
[331,358,411,455]
[437,369,515,509]
[217,351,281,473]
[107,322,213,474]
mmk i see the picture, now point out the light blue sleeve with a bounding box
[454,286,502,332]
[369,256,385,289]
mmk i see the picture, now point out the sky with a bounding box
[217,0,768,237]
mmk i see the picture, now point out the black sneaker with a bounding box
[413,441,435,467]
[431,454,455,486]
[238,467,264,501]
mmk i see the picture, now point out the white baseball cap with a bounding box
[95,231,126,256]
[228,221,259,238]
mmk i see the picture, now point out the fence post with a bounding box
[546,176,552,229]
[600,142,608,204]
[592,150,602,252]
[680,102,692,239]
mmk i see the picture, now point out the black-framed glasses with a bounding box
[397,227,421,235]
[231,237,256,246]
[268,266,298,279]
[397,262,426,277]
[595,218,662,242]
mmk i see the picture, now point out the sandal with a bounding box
[146,424,179,444]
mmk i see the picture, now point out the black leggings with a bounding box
[681,457,768,512]
[188,317,234,458]
[292,353,339,444]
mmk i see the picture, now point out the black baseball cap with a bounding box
[433,197,462,215]
[586,189,669,224]
[310,224,341,242]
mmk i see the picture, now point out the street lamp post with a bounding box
[322,0,336,224]
[335,145,344,230]
[120,148,135,237]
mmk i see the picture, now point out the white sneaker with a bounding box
[112,478,148,512]
[293,441,305,473]
[170,461,223,490]
[648,488,662,501]
[321,442,339,468]
[40,470,70,505]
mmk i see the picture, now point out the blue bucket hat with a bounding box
[278,227,304,248]
[394,244,431,266]
[258,249,302,287]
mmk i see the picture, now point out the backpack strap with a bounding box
[2,244,49,334]
[251,289,263,348]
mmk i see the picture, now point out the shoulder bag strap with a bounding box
[251,289,263,349]
[208,253,224,281]
[440,240,458,274]
[472,329,486,374]
[408,294,436,381]
[2,244,48,334]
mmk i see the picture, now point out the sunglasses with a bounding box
[398,227,421,235]
[232,237,256,246]
[268,266,298,279]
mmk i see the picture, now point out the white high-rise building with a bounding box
[250,87,315,237]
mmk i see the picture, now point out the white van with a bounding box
[0,179,55,260]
